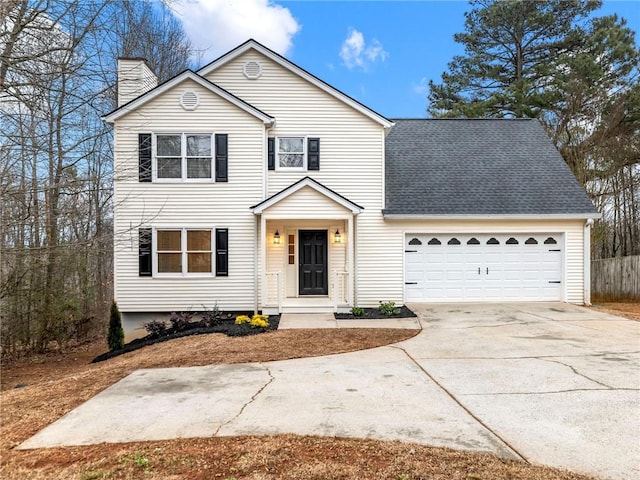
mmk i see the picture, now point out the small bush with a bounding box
[350,307,365,316]
[107,301,125,351]
[142,319,168,337]
[168,311,194,331]
[378,301,401,316]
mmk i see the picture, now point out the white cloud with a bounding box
[174,0,300,61]
[339,28,387,71]
[412,77,429,95]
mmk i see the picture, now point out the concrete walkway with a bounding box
[19,303,640,480]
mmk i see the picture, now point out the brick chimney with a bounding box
[117,58,157,107]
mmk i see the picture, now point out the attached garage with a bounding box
[384,119,600,306]
[404,233,563,302]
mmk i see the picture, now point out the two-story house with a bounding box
[103,40,599,328]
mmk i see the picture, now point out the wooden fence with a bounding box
[591,255,640,301]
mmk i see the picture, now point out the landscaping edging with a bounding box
[92,314,280,363]
[334,305,417,320]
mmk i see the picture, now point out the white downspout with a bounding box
[584,218,594,305]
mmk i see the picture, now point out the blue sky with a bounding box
[176,0,640,118]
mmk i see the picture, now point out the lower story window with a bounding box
[156,228,212,274]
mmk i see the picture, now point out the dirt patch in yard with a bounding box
[1,328,596,479]
[1,435,596,480]
[590,302,640,321]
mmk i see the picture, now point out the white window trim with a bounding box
[275,136,307,171]
[153,227,216,277]
[152,133,215,183]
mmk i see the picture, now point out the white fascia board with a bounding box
[198,41,393,129]
[251,177,363,215]
[383,213,602,220]
[102,70,275,124]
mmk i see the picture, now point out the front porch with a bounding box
[260,219,353,314]
[250,177,362,314]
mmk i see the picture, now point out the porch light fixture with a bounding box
[334,229,342,243]
[273,230,281,244]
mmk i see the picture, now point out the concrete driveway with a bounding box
[19,303,640,480]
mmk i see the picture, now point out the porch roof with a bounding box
[250,177,364,215]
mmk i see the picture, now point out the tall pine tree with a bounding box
[428,0,640,257]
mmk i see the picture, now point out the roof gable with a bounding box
[251,177,363,215]
[103,70,275,124]
[198,39,393,129]
[384,119,599,218]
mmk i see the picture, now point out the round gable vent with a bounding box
[243,60,262,79]
[180,90,199,110]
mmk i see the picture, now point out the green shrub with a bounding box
[107,301,125,351]
[378,301,401,316]
[350,307,365,316]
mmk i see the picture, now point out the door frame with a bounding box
[298,229,329,296]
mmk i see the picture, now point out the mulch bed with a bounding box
[335,305,417,320]
[92,313,280,363]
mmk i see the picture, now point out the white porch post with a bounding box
[347,214,355,306]
[260,214,266,312]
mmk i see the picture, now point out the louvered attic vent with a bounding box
[180,90,199,110]
[243,60,262,79]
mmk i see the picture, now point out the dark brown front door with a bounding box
[299,230,328,295]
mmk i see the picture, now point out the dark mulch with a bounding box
[335,305,416,320]
[92,313,280,363]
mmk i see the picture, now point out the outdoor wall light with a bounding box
[334,229,342,243]
[273,230,281,244]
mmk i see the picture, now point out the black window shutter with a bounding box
[139,133,152,182]
[215,134,228,182]
[267,137,275,170]
[139,228,152,276]
[215,228,228,276]
[308,138,320,170]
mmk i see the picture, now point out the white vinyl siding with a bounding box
[263,186,353,219]
[113,78,264,312]
[205,50,385,198]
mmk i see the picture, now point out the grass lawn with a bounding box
[1,328,597,480]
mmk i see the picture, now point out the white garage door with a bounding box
[404,234,563,302]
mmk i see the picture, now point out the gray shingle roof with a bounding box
[384,119,598,216]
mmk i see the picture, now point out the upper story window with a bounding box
[155,133,212,181]
[278,137,305,169]
[268,137,319,171]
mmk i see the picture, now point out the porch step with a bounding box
[280,305,335,314]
